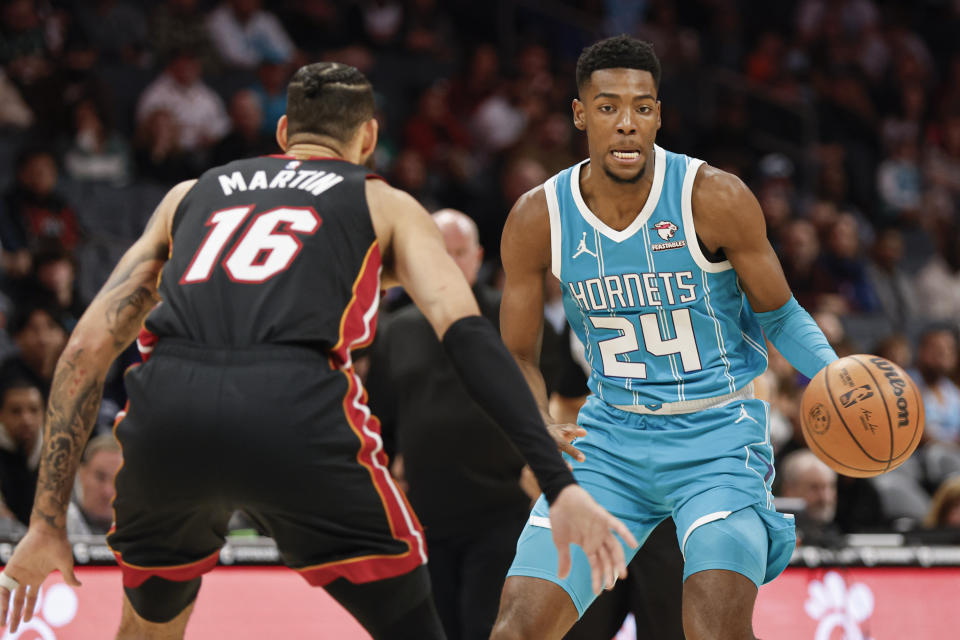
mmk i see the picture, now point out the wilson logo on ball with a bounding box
[869,357,910,427]
[839,385,874,408]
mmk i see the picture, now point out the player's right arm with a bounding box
[0,179,194,633]
[500,187,586,461]
[368,179,637,593]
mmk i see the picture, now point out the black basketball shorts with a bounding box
[106,340,426,590]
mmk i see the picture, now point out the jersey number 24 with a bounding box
[590,309,702,378]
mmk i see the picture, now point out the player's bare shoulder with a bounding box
[690,163,766,253]
[501,184,551,271]
[364,177,424,245]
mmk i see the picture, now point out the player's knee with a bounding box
[682,507,768,587]
[490,577,577,640]
[123,576,201,625]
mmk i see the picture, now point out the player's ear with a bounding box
[359,118,378,160]
[572,98,586,131]
[276,115,288,151]
[656,100,662,131]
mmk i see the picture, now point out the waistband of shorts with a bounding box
[612,381,755,415]
[151,339,330,364]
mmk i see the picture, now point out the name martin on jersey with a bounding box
[217,166,344,197]
[567,271,698,313]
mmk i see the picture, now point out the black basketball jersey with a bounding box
[145,155,381,366]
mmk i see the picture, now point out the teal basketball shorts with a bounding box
[506,394,796,617]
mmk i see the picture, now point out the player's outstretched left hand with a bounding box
[548,484,638,595]
[0,524,81,634]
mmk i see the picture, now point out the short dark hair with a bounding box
[575,35,661,93]
[0,377,41,410]
[285,62,374,143]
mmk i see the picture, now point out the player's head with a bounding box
[779,449,837,525]
[432,209,483,286]
[278,62,378,165]
[572,35,662,184]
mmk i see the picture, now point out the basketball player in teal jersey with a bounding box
[491,36,839,640]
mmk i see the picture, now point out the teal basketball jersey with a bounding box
[546,145,768,407]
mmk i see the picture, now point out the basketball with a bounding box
[800,354,924,478]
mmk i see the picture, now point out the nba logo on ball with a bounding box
[800,355,924,478]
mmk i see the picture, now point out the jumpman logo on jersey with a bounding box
[572,232,597,259]
[734,404,758,424]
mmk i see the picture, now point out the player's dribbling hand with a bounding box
[546,423,587,463]
[548,484,638,595]
[0,524,81,634]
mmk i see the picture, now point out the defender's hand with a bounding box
[548,484,638,594]
[546,423,587,462]
[0,525,81,633]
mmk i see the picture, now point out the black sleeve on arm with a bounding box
[442,315,576,504]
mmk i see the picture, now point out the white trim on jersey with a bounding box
[544,175,563,279]
[681,158,733,273]
[569,145,667,243]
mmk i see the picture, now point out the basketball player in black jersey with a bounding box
[0,63,636,639]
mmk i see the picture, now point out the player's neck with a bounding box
[579,154,656,228]
[285,142,346,161]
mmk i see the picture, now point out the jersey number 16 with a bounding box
[180,205,321,284]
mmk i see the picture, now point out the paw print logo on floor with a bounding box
[1,583,78,639]
[804,571,874,640]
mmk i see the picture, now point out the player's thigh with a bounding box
[491,576,580,640]
[680,508,764,640]
[117,579,199,637]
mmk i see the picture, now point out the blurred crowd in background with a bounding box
[0,0,958,545]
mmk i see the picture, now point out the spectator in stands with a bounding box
[367,210,532,640]
[0,376,43,526]
[66,434,122,535]
[404,81,471,170]
[211,89,275,166]
[0,148,81,278]
[206,0,295,70]
[0,300,67,398]
[135,48,229,154]
[909,327,960,445]
[821,213,878,312]
[31,244,85,332]
[0,69,33,129]
[149,0,220,72]
[778,449,842,545]
[864,226,918,332]
[250,57,290,137]
[0,0,52,89]
[72,0,147,65]
[924,476,960,529]
[62,97,132,186]
[914,222,960,332]
[873,333,913,370]
[774,218,839,312]
[133,108,197,183]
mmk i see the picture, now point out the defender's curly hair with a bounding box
[575,35,661,93]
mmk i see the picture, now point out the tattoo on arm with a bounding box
[32,355,106,530]
[29,227,168,529]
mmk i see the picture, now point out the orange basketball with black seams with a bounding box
[800,354,924,478]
